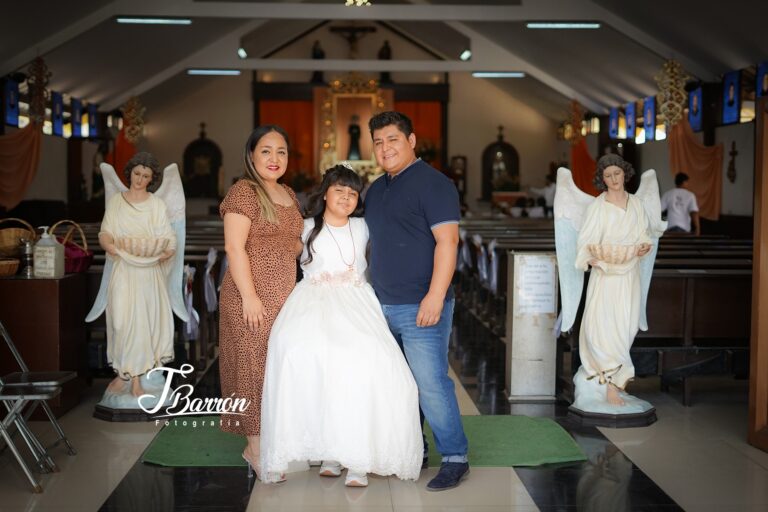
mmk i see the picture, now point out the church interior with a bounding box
[2,1,768,510]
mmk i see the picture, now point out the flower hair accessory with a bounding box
[339,161,355,171]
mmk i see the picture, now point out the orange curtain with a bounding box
[668,118,723,220]
[394,101,443,169]
[0,123,43,210]
[570,138,599,196]
[259,100,314,183]
[105,128,136,186]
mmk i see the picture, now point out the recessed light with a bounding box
[526,22,600,29]
[116,17,192,25]
[460,49,472,61]
[472,72,526,78]
[187,69,241,76]
[237,48,248,59]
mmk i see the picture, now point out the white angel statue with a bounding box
[554,154,666,416]
[86,153,188,408]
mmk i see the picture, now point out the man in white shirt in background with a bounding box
[529,174,556,218]
[661,172,700,235]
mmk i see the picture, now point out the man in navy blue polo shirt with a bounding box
[365,111,469,491]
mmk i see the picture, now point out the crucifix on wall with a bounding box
[330,24,376,59]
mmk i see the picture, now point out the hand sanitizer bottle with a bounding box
[33,226,65,279]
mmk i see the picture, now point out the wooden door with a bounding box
[749,96,768,451]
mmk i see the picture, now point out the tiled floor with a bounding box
[1,305,767,511]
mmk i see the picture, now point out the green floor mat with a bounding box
[142,415,585,468]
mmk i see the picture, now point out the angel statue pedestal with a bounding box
[87,157,188,422]
[554,156,667,428]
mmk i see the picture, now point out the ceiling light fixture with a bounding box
[187,69,241,76]
[460,50,472,61]
[526,22,600,29]
[237,48,248,59]
[472,72,526,78]
[116,17,192,25]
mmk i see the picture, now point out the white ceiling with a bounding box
[1,0,765,120]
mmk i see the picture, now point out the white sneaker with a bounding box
[319,460,342,477]
[345,471,368,487]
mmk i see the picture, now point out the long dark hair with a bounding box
[242,125,290,224]
[303,165,365,265]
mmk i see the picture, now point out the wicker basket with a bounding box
[0,258,20,277]
[50,220,94,273]
[0,218,36,258]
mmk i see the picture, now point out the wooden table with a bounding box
[0,273,88,418]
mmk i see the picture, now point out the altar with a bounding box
[252,74,449,184]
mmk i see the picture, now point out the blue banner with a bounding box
[688,87,703,132]
[625,101,636,140]
[609,107,619,139]
[757,62,768,99]
[88,103,98,137]
[52,91,63,136]
[722,70,740,125]
[643,96,655,141]
[71,98,82,137]
[4,79,19,126]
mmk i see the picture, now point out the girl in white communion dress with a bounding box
[259,165,422,487]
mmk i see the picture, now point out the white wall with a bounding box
[716,122,754,216]
[23,131,67,202]
[636,122,755,216]
[141,73,252,216]
[448,72,558,208]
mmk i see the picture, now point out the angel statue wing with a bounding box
[86,163,127,322]
[553,167,596,333]
[86,163,189,323]
[634,169,667,331]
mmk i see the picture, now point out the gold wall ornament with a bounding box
[562,100,585,145]
[26,57,51,125]
[345,0,372,6]
[655,59,689,128]
[121,96,146,144]
[316,72,391,180]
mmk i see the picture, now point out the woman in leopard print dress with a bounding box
[219,125,303,479]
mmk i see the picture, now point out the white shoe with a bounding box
[345,471,368,487]
[319,460,342,477]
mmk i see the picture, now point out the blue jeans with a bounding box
[381,298,469,463]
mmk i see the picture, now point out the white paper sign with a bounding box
[515,254,556,314]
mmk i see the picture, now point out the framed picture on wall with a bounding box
[689,86,703,131]
[625,101,636,140]
[643,96,655,141]
[4,79,19,126]
[757,61,768,98]
[722,70,740,125]
[609,107,619,139]
[52,91,63,136]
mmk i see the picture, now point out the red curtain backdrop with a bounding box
[668,118,723,220]
[570,138,599,196]
[105,128,136,186]
[0,123,42,210]
[394,101,443,169]
[259,100,314,184]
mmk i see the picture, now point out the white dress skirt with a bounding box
[259,217,422,481]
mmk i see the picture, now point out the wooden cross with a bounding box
[330,24,376,58]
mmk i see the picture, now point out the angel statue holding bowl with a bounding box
[86,152,188,410]
[555,154,666,418]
